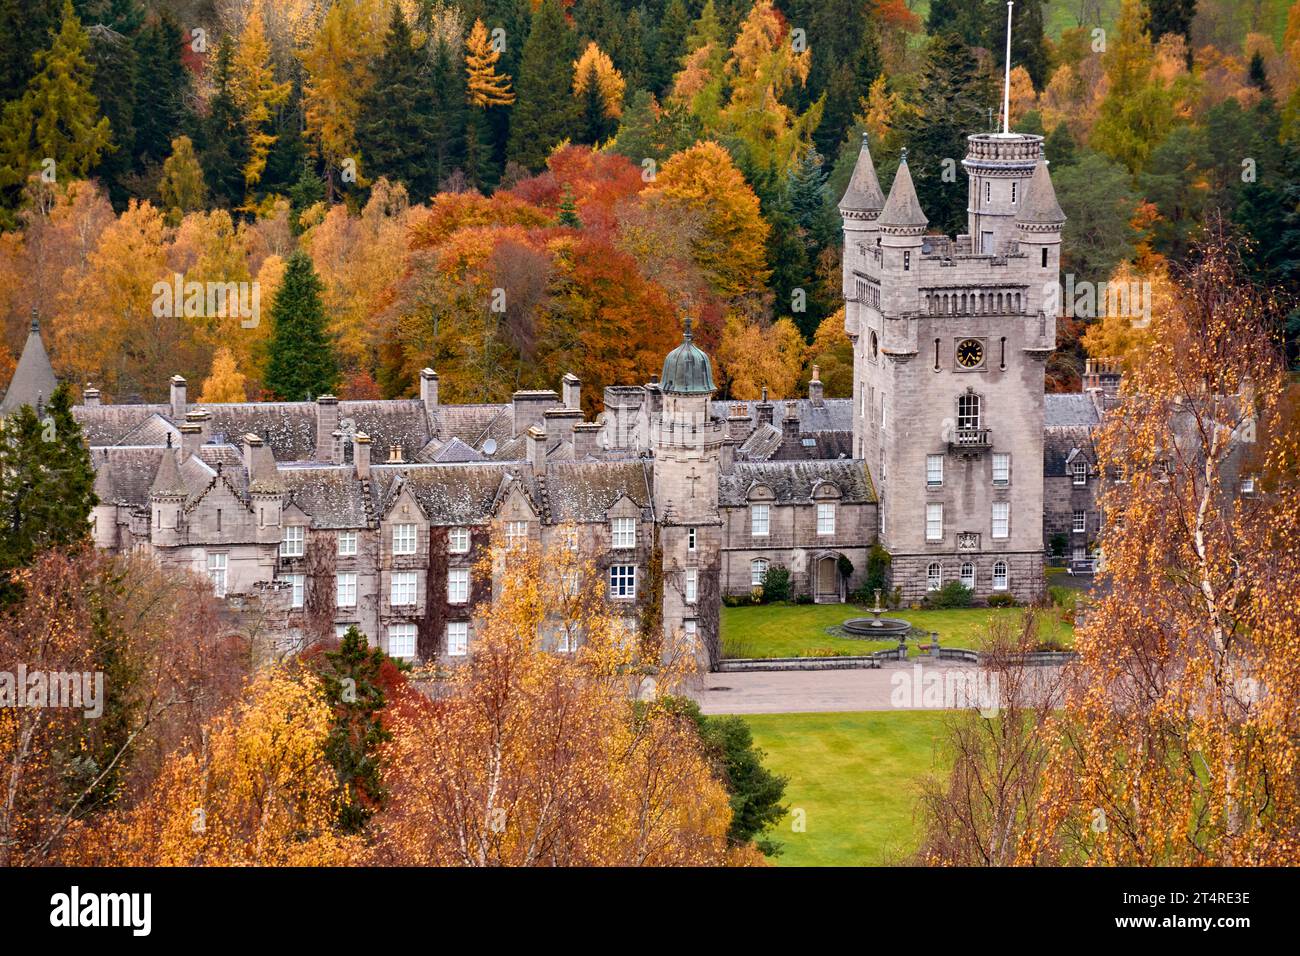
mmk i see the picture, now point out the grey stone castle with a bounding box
[3,130,1109,668]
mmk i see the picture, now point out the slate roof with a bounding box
[205,403,318,459]
[74,404,171,445]
[879,156,927,229]
[370,463,529,526]
[838,132,885,213]
[1044,393,1100,428]
[340,399,430,461]
[94,446,167,506]
[719,460,876,506]
[279,465,373,528]
[431,437,486,463]
[713,398,853,434]
[1018,159,1066,225]
[737,422,784,460]
[542,460,653,523]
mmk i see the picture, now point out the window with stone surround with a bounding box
[207,552,228,597]
[505,520,528,550]
[1072,510,1086,534]
[336,572,357,608]
[992,453,1010,485]
[926,503,943,541]
[446,622,468,656]
[960,562,975,589]
[388,623,416,659]
[288,573,305,608]
[927,562,942,591]
[447,568,468,604]
[611,517,636,549]
[281,525,305,558]
[751,559,769,587]
[992,561,1009,590]
[337,531,357,556]
[391,571,417,606]
[817,503,835,536]
[392,523,418,554]
[992,501,1010,539]
[927,454,943,487]
[1072,460,1088,485]
[685,568,697,603]
[448,527,470,553]
[609,564,636,599]
[750,504,770,537]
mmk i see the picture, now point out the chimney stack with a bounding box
[756,387,774,425]
[526,425,547,471]
[544,407,583,451]
[512,389,560,436]
[782,401,800,442]
[181,408,211,458]
[82,383,100,406]
[562,372,581,410]
[353,432,371,480]
[170,375,187,419]
[314,395,339,461]
[573,421,601,459]
[808,365,824,406]
[332,429,346,465]
[420,368,439,419]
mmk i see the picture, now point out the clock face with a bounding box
[956,338,985,369]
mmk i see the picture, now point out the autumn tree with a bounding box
[372,545,744,866]
[573,41,625,145]
[1090,0,1177,175]
[198,347,248,403]
[158,135,208,224]
[131,10,190,170]
[1023,235,1300,865]
[230,2,292,202]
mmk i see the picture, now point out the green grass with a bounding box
[720,602,1073,659]
[743,711,951,866]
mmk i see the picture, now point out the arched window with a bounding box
[957,393,981,430]
[751,559,770,587]
[926,562,943,591]
[960,562,975,589]
[992,561,1009,590]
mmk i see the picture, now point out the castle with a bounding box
[3,129,1111,669]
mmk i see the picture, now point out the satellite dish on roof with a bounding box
[483,438,497,455]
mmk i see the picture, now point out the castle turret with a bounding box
[149,438,187,547]
[876,151,928,321]
[962,132,1043,255]
[0,312,58,416]
[653,317,724,666]
[1016,158,1066,326]
[839,132,885,340]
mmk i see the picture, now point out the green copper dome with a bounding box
[660,318,716,395]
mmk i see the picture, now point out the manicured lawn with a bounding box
[743,711,951,866]
[721,602,1072,659]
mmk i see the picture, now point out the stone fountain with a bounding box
[842,589,913,639]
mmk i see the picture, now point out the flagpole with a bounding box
[1002,1,1014,134]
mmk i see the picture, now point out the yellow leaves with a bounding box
[229,6,292,195]
[466,18,515,108]
[572,42,625,120]
[716,313,805,400]
[199,347,248,403]
[301,0,385,177]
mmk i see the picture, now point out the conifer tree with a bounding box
[428,35,468,190]
[507,0,578,170]
[464,17,515,188]
[200,42,248,209]
[0,383,98,604]
[0,1,113,210]
[263,251,340,401]
[0,0,61,101]
[357,5,440,201]
[573,41,624,145]
[652,0,691,95]
[86,22,137,206]
[229,4,291,201]
[318,625,392,834]
[131,10,190,168]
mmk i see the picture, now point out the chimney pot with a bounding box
[169,375,187,419]
[353,432,371,480]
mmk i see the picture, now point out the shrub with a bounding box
[926,580,973,609]
[760,564,791,603]
[865,544,891,596]
[1049,533,1068,559]
[805,646,851,657]
[1048,585,1078,613]
[794,592,814,605]
[987,592,1019,608]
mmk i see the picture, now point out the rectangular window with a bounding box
[687,527,697,551]
[281,526,304,558]
[926,454,943,487]
[926,503,943,542]
[335,624,351,639]
[337,531,357,556]
[683,620,697,644]
[505,520,528,550]
[1072,510,1086,534]
[1011,180,1017,204]
[685,568,698,603]
[392,523,418,555]
[448,527,470,553]
[207,552,228,598]
[751,504,770,537]
[1072,461,1088,485]
[1072,546,1086,563]
[446,622,468,657]
[992,562,1009,590]
[388,623,416,660]
[881,403,887,430]
[751,560,769,587]
[288,573,305,609]
[611,517,636,549]
[557,628,577,653]
[609,564,637,599]
[564,526,579,551]
[1240,477,1255,495]
[817,503,835,535]
[447,568,469,604]
[992,452,1010,486]
[336,572,357,608]
[992,501,1010,539]
[390,571,417,606]
[903,250,910,271]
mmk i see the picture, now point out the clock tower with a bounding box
[840,131,1064,604]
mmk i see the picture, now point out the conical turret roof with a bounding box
[150,441,187,497]
[878,153,928,229]
[838,132,885,214]
[1017,159,1066,225]
[0,313,58,415]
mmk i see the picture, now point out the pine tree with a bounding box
[898,31,994,236]
[357,5,440,200]
[557,184,581,226]
[319,625,393,834]
[131,10,190,168]
[428,36,468,190]
[0,0,60,103]
[0,383,98,604]
[507,0,578,170]
[200,42,248,210]
[158,134,206,223]
[572,41,624,144]
[85,23,137,207]
[263,251,340,401]
[0,0,113,209]
[652,0,691,95]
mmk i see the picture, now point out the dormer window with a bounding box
[1072,461,1088,485]
[611,517,636,549]
[393,523,418,554]
[281,525,305,557]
